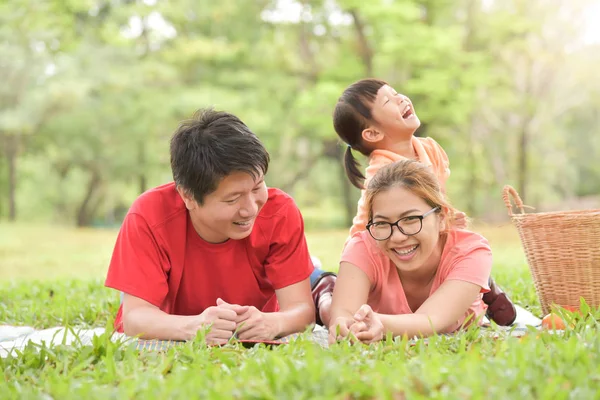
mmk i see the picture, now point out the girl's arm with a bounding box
[368,280,482,339]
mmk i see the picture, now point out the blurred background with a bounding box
[1,0,599,231]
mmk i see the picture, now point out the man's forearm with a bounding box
[271,302,315,338]
[123,307,202,341]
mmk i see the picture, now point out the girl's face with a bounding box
[370,186,443,274]
[370,85,421,139]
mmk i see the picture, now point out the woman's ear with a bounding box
[176,186,196,210]
[438,211,447,232]
[362,127,384,144]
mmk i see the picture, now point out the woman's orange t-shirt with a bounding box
[341,229,491,333]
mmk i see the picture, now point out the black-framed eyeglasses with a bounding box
[366,207,440,241]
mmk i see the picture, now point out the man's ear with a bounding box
[176,186,196,210]
[362,127,384,144]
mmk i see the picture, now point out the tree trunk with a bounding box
[280,154,321,194]
[517,122,528,202]
[465,129,478,216]
[341,169,355,226]
[0,151,2,218]
[8,146,17,221]
[3,135,19,221]
[76,169,101,227]
[349,9,373,76]
[345,7,372,223]
[322,139,356,226]
[462,0,480,216]
[338,146,356,225]
[138,141,147,194]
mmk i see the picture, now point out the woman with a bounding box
[329,159,492,343]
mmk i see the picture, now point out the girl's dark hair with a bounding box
[170,108,270,204]
[333,78,387,189]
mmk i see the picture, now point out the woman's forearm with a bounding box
[376,282,483,338]
[328,306,357,329]
[376,312,450,338]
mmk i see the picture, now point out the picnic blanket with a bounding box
[0,326,106,358]
[115,325,331,351]
[0,325,330,358]
[0,305,541,358]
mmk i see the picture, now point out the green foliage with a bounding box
[1,0,599,225]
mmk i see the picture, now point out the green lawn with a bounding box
[1,223,598,399]
[0,221,527,280]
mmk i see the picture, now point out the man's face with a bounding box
[178,171,268,243]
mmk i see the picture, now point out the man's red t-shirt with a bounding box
[105,182,314,332]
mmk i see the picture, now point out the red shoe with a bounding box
[311,272,337,326]
[483,278,517,326]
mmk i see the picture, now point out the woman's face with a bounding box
[369,85,420,138]
[370,185,443,273]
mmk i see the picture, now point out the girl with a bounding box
[329,160,492,342]
[329,78,516,326]
[335,78,461,234]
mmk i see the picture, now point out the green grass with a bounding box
[1,223,599,399]
[0,224,116,281]
[0,221,527,280]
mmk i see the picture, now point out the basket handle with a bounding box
[503,185,532,216]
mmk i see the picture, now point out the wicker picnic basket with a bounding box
[503,185,600,315]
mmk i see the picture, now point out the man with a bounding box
[105,108,318,344]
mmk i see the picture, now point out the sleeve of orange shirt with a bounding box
[445,251,492,294]
[340,233,378,285]
[349,154,395,237]
[443,231,492,293]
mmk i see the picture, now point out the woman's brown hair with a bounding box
[364,159,456,231]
